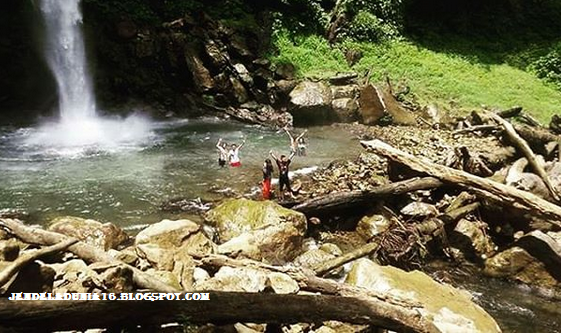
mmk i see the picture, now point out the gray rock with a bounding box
[331,98,359,122]
[48,216,128,251]
[289,81,335,125]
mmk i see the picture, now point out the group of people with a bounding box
[216,127,308,201]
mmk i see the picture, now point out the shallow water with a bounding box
[0,118,360,227]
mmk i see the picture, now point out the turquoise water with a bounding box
[0,118,360,227]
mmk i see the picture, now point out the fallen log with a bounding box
[0,290,438,333]
[312,239,381,276]
[0,238,78,291]
[0,219,180,293]
[360,139,561,229]
[290,177,443,216]
[487,112,560,201]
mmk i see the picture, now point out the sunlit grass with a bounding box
[271,34,561,122]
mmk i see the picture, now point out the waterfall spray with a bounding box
[28,0,152,154]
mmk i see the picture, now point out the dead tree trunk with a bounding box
[0,238,78,291]
[290,177,443,216]
[0,291,438,333]
[487,112,560,201]
[360,140,561,229]
[0,219,180,293]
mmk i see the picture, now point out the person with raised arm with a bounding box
[284,127,308,156]
[228,138,246,167]
[216,138,228,167]
[270,150,297,200]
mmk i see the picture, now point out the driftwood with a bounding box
[312,239,381,276]
[0,290,438,333]
[198,254,438,333]
[497,106,523,118]
[0,219,180,293]
[0,238,78,290]
[487,112,561,201]
[360,139,561,229]
[290,177,443,216]
[453,124,499,135]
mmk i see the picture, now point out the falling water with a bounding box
[27,0,152,154]
[40,0,95,121]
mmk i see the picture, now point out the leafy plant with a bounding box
[530,43,561,89]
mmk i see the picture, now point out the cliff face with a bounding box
[82,2,277,118]
[0,0,57,123]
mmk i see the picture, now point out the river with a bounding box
[0,117,360,228]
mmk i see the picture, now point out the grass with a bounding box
[271,32,561,122]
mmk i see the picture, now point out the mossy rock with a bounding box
[205,198,307,242]
[346,259,501,333]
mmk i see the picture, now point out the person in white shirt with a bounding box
[228,139,245,167]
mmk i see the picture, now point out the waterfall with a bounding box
[40,0,96,121]
[26,0,152,154]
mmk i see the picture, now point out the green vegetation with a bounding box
[269,0,561,122]
[271,33,561,122]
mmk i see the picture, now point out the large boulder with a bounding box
[289,81,334,125]
[346,259,501,333]
[48,216,128,251]
[331,98,359,123]
[358,84,385,125]
[483,230,561,290]
[135,219,216,289]
[206,199,307,263]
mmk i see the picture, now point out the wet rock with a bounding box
[346,259,501,333]
[48,216,128,251]
[0,240,20,261]
[275,79,298,97]
[356,214,390,241]
[116,20,137,39]
[289,81,334,125]
[331,98,359,123]
[224,105,293,129]
[449,219,497,262]
[484,231,561,290]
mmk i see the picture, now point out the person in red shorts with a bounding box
[262,158,274,200]
[228,139,245,167]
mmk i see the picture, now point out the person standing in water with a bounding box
[284,127,308,156]
[270,150,297,200]
[262,158,274,200]
[216,138,228,167]
[228,139,245,167]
